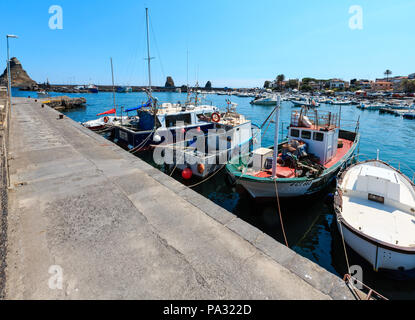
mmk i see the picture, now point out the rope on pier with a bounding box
[274,178,289,247]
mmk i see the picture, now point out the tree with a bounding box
[276,74,285,89]
[401,79,415,93]
[205,81,212,89]
[287,79,299,89]
[264,80,271,89]
[384,69,392,82]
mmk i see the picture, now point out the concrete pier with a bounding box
[4,98,356,299]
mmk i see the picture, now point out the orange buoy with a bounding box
[197,163,205,174]
[182,168,193,180]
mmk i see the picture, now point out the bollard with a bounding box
[59,114,64,120]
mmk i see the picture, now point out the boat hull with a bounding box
[231,167,337,198]
[336,219,415,273]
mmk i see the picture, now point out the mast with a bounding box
[145,8,152,96]
[272,95,281,179]
[110,57,116,114]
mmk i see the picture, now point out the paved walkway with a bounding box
[5,98,355,299]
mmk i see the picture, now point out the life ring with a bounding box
[211,112,221,123]
[103,116,109,124]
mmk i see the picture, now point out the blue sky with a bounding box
[0,0,414,87]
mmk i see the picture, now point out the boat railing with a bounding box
[290,109,338,129]
[344,154,415,183]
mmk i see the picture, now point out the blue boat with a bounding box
[117,86,132,93]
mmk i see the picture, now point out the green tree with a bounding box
[384,70,392,82]
[401,79,415,93]
[264,80,271,89]
[205,81,212,89]
[287,79,299,89]
[276,74,285,89]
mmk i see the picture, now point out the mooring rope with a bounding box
[274,178,289,247]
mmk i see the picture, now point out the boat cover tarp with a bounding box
[126,100,152,113]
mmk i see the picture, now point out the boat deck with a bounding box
[341,161,415,248]
[342,196,415,247]
[250,138,353,179]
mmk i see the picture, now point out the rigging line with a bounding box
[274,178,289,247]
[149,17,166,81]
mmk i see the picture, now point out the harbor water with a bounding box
[15,89,415,299]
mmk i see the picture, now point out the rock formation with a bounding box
[0,57,37,89]
[205,81,212,89]
[43,96,86,111]
[165,76,175,88]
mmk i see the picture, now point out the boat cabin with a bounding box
[288,109,339,165]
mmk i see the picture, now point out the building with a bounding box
[329,79,348,89]
[356,79,371,90]
[371,81,393,91]
[408,73,415,80]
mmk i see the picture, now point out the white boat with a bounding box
[335,160,415,275]
[290,99,320,108]
[82,115,134,131]
[37,91,50,98]
[250,95,278,106]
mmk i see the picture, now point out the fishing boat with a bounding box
[117,86,133,93]
[112,9,220,151]
[162,102,256,179]
[226,97,360,199]
[335,160,415,276]
[87,84,99,93]
[37,90,50,98]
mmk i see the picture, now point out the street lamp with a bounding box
[6,34,18,108]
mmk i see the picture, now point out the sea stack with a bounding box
[0,57,37,89]
[165,76,175,88]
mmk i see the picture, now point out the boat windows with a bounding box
[166,113,192,127]
[290,129,300,138]
[313,132,324,142]
[368,193,385,204]
[301,130,311,140]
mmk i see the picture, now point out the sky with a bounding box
[0,0,414,88]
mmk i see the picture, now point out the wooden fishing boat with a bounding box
[334,160,415,275]
[226,100,360,199]
[162,103,256,179]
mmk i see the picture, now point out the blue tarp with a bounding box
[126,100,152,113]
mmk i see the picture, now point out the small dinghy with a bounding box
[335,160,415,275]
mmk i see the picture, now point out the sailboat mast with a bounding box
[145,8,152,95]
[272,95,281,179]
[110,57,116,114]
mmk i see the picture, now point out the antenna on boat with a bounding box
[110,57,116,115]
[272,95,281,179]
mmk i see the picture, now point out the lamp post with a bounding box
[6,34,18,108]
